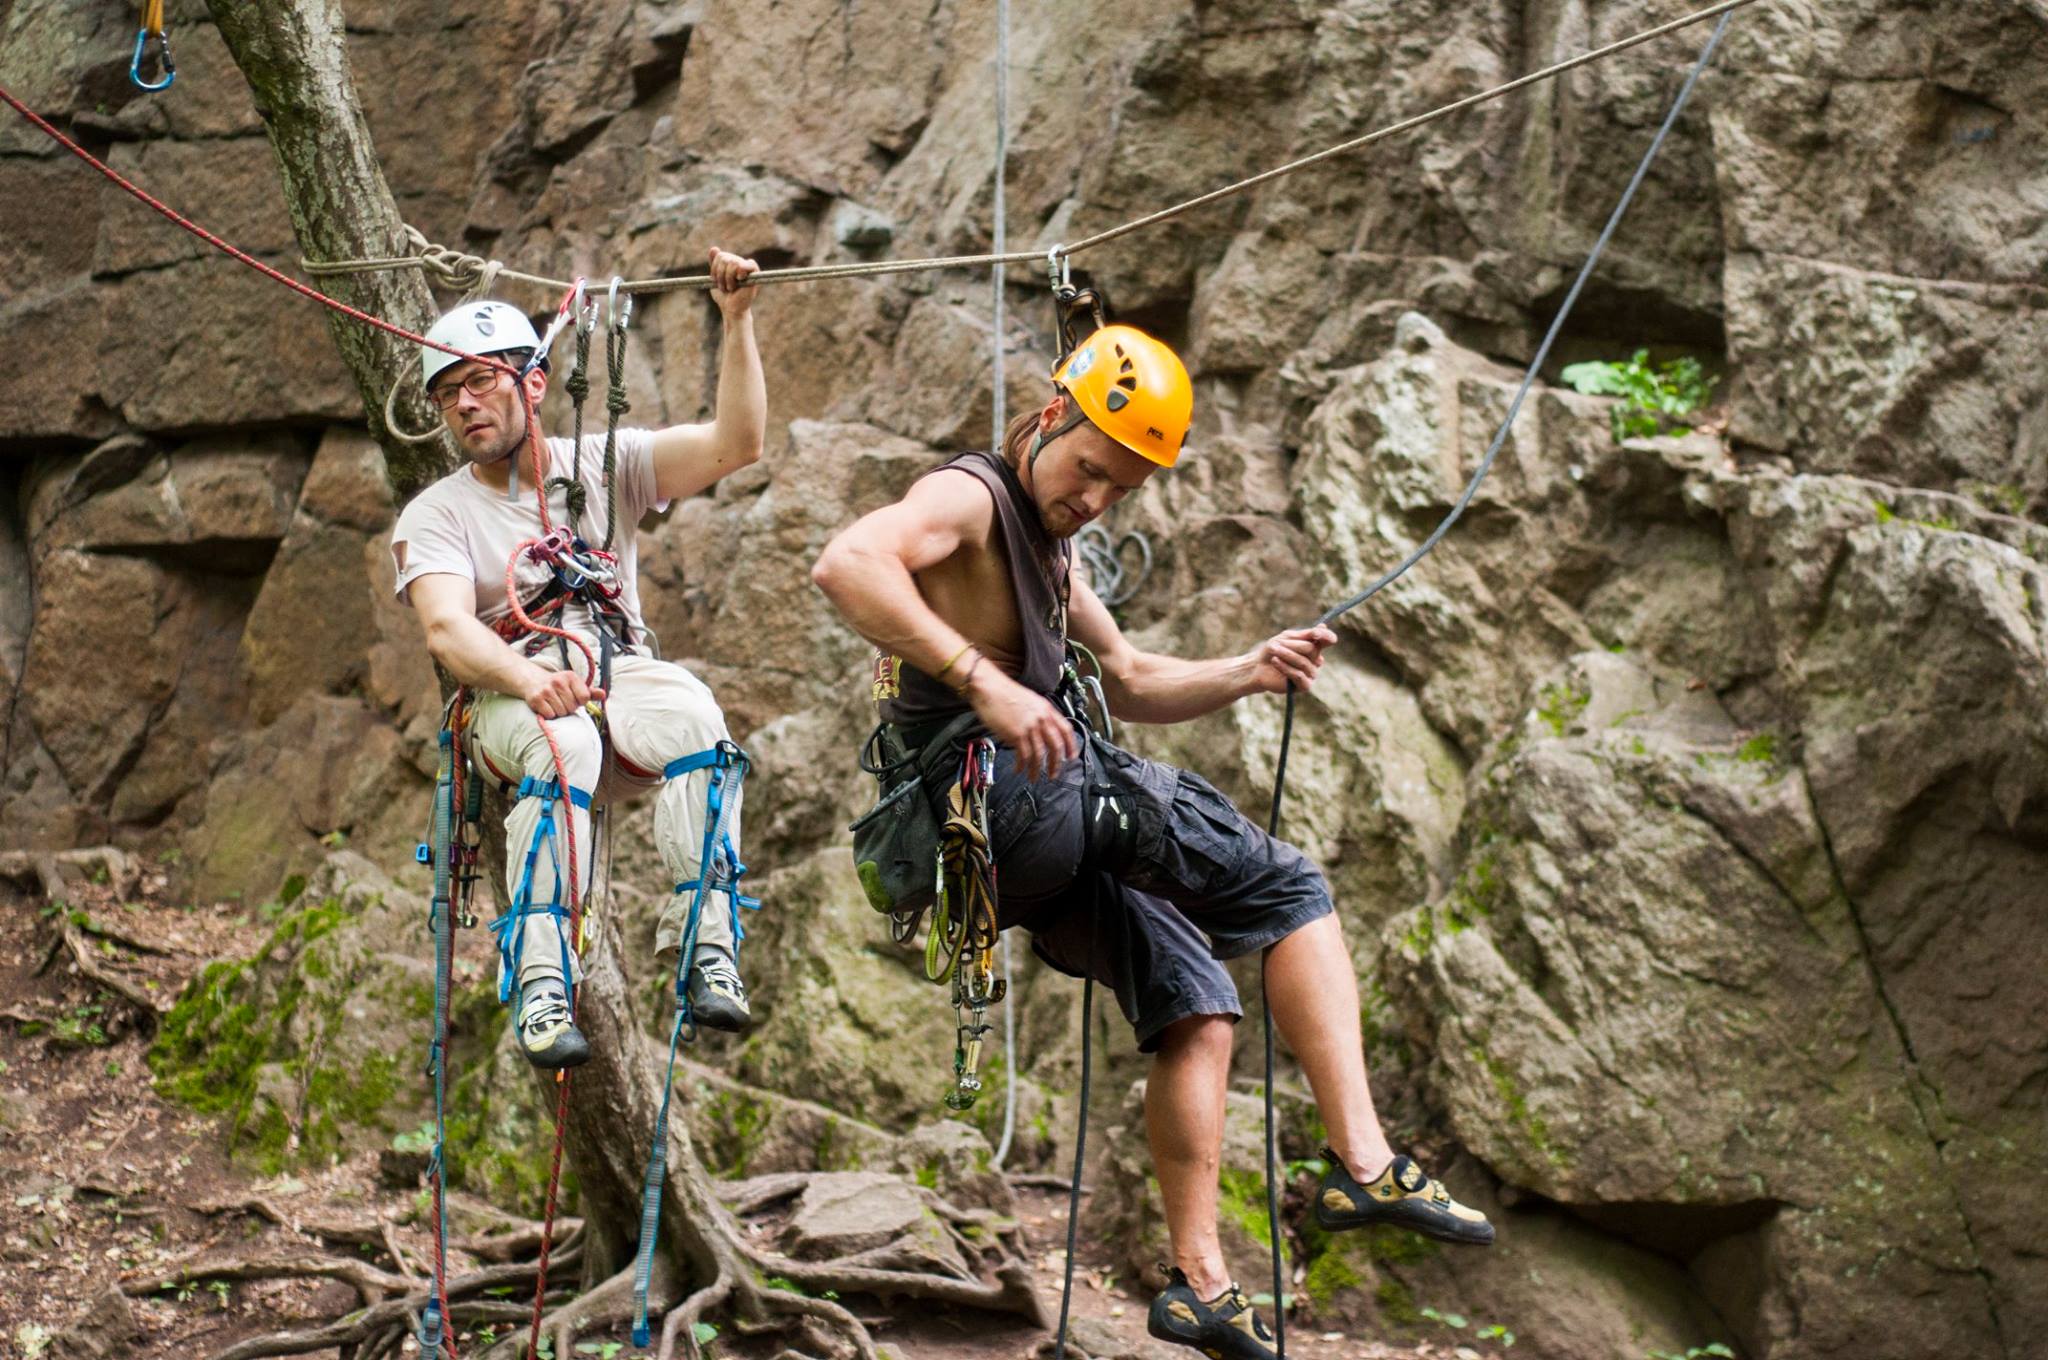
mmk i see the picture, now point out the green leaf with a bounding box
[692,1321,720,1344]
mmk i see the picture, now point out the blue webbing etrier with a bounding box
[487,774,595,1004]
[415,725,479,1360]
[630,740,759,1348]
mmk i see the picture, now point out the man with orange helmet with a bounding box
[813,323,1492,1359]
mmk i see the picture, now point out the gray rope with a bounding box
[382,366,451,447]
[304,0,1760,297]
[549,304,597,534]
[600,291,632,550]
[1256,19,1739,1357]
[1316,12,1735,628]
[990,0,1020,1176]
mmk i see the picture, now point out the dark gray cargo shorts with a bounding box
[985,733,1333,1052]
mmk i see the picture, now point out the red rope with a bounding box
[0,79,570,527]
[0,81,482,365]
[504,541,598,682]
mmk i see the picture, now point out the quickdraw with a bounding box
[936,738,1004,1112]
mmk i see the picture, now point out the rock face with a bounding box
[6,2,2045,1358]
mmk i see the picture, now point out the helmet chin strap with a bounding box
[1026,398,1090,486]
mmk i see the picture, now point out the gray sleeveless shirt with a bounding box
[873,450,1071,726]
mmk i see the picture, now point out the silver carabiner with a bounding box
[607,276,633,334]
[1045,245,1071,297]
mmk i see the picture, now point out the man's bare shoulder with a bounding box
[900,462,998,547]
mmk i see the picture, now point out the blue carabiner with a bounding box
[130,28,175,92]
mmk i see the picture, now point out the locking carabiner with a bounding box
[129,26,175,92]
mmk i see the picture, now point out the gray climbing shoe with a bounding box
[1313,1148,1493,1245]
[516,985,590,1070]
[1146,1267,1277,1360]
[686,947,751,1033]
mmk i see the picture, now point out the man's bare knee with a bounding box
[1155,1013,1235,1060]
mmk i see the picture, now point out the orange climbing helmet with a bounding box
[1050,324,1193,468]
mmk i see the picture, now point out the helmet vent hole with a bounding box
[1115,375,1139,392]
[1105,389,1131,413]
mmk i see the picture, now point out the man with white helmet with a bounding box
[392,248,765,1069]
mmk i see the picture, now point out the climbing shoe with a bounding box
[686,947,751,1033]
[1313,1148,1494,1245]
[1146,1267,1277,1360]
[515,984,590,1070]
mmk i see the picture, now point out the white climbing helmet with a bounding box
[420,301,544,388]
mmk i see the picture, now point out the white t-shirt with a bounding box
[390,431,666,650]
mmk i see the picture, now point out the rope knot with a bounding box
[546,477,589,523]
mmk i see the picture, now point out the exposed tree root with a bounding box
[52,915,164,1026]
[3,847,164,1029]
[738,1240,1049,1326]
[658,1259,733,1360]
[0,846,142,901]
[170,1159,1042,1360]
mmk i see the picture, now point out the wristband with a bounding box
[949,651,985,695]
[936,641,974,681]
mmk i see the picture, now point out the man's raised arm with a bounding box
[647,248,767,503]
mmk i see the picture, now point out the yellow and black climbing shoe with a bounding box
[686,947,751,1033]
[1146,1267,1277,1360]
[516,985,590,1070]
[1313,1148,1493,1245]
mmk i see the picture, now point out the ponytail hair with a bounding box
[999,392,1070,466]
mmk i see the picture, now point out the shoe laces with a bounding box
[521,989,570,1034]
[693,951,744,997]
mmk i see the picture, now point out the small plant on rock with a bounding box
[1561,349,1718,441]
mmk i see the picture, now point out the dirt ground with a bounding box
[0,876,1430,1360]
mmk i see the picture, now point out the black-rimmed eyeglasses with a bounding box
[426,367,510,411]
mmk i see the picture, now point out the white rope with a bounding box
[303,0,1762,297]
[990,0,1020,1174]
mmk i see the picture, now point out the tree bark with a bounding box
[202,0,451,503]
[203,0,672,1278]
[200,10,1038,1353]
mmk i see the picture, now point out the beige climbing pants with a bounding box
[467,650,745,993]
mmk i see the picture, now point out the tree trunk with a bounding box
[203,0,680,1284]
[202,0,450,502]
[201,9,1039,1353]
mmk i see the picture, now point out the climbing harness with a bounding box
[632,740,758,1347]
[129,0,174,91]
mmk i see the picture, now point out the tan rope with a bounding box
[383,365,451,446]
[304,0,1761,296]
